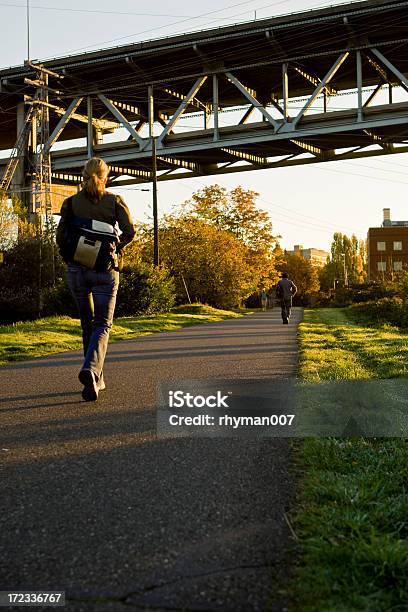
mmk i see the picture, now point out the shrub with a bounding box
[348,297,408,328]
[171,303,208,314]
[0,220,68,323]
[115,262,176,316]
[0,287,39,323]
[42,281,77,318]
[316,283,398,308]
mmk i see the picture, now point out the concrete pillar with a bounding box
[11,102,27,208]
[27,111,37,223]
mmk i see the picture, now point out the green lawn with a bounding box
[294,308,408,611]
[0,304,247,365]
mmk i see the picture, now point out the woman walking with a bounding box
[260,287,268,311]
[57,157,135,401]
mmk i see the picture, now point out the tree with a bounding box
[140,185,289,307]
[279,252,319,301]
[181,184,280,288]
[141,215,256,309]
[183,184,276,251]
[0,191,20,251]
[320,232,367,289]
[318,259,336,291]
[272,242,286,272]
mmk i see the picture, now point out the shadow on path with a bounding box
[0,309,301,611]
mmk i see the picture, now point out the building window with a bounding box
[393,241,402,251]
[377,261,386,272]
[377,241,386,251]
[394,261,403,271]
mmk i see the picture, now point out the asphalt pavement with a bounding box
[0,308,302,612]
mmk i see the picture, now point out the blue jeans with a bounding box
[67,265,119,380]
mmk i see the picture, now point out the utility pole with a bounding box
[25,61,61,220]
[24,61,64,314]
[152,136,159,267]
[148,85,159,267]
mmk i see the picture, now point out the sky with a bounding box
[1,0,408,251]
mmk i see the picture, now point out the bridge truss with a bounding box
[0,0,407,211]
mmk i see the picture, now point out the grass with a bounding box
[300,308,408,381]
[294,308,408,612]
[0,304,248,366]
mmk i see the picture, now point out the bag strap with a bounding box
[64,195,74,222]
[114,194,121,222]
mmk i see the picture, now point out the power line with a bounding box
[311,164,408,186]
[0,2,190,18]
[341,160,408,178]
[40,0,368,58]
[41,0,260,57]
[153,168,359,234]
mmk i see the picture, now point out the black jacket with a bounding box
[56,190,136,258]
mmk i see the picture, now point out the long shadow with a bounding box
[0,399,91,412]
[113,313,298,333]
[111,322,303,344]
[0,426,295,611]
[0,391,79,405]
[0,312,301,371]
[1,343,298,371]
[1,376,296,443]
[0,313,299,609]
[1,406,156,447]
[127,330,297,341]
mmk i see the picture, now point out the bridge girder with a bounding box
[0,0,407,210]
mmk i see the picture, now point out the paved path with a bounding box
[0,308,302,611]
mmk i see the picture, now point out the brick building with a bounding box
[285,244,329,267]
[367,208,408,280]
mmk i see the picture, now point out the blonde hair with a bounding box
[82,157,109,202]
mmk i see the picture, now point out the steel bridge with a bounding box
[0,0,408,212]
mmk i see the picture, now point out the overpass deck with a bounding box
[0,0,407,203]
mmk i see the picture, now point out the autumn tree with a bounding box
[279,252,320,301]
[272,242,286,272]
[181,184,280,287]
[183,185,274,247]
[141,215,256,309]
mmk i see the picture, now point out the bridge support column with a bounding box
[12,102,28,208]
[27,110,37,224]
[213,75,219,141]
[87,96,93,158]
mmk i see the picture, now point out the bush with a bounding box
[316,283,398,308]
[115,262,176,316]
[245,291,263,309]
[42,281,77,318]
[0,261,176,323]
[0,220,69,323]
[348,297,408,328]
[0,279,77,323]
[171,303,208,314]
[0,287,39,323]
